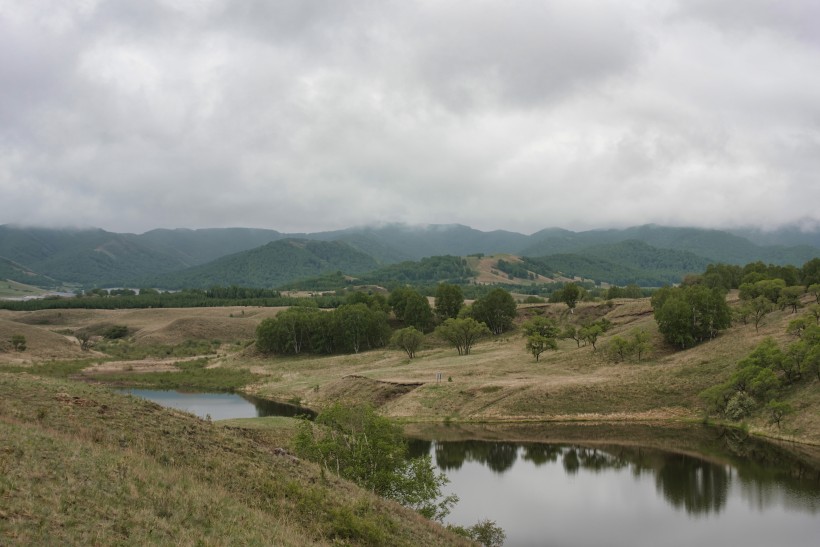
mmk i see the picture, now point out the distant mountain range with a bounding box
[0,223,818,289]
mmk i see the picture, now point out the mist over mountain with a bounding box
[1,223,818,289]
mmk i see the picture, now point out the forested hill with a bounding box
[1,223,818,289]
[143,239,380,289]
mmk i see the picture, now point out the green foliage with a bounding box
[360,256,474,285]
[293,404,457,521]
[560,325,582,347]
[434,283,464,321]
[652,285,731,348]
[470,288,517,335]
[526,334,557,361]
[522,317,560,361]
[777,286,805,313]
[725,391,756,421]
[604,329,651,363]
[560,282,581,311]
[103,325,129,339]
[256,304,390,356]
[10,334,27,352]
[391,327,424,359]
[740,296,774,332]
[435,318,491,356]
[448,519,507,547]
[767,400,794,428]
[102,358,260,391]
[150,239,379,290]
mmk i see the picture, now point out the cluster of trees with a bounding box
[559,319,613,351]
[688,258,820,292]
[495,259,535,280]
[702,310,820,425]
[256,303,390,355]
[604,329,651,363]
[0,286,341,311]
[651,285,731,349]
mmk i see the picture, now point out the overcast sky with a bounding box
[1,0,819,235]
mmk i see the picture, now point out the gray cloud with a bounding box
[0,0,818,234]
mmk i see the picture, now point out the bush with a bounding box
[103,325,129,339]
[294,404,457,521]
[725,392,756,421]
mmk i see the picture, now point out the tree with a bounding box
[747,296,774,333]
[767,400,793,428]
[560,325,582,347]
[435,318,490,356]
[778,286,804,313]
[435,283,464,321]
[293,404,457,521]
[579,324,602,350]
[605,336,632,362]
[471,288,517,335]
[808,283,820,304]
[75,331,93,351]
[526,334,558,361]
[401,291,434,332]
[561,282,581,313]
[391,327,424,358]
[630,329,651,361]
[522,317,559,362]
[10,334,26,352]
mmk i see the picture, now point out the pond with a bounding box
[116,388,315,420]
[119,390,819,546]
[407,423,820,547]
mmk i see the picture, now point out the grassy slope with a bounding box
[0,374,467,546]
[236,298,819,445]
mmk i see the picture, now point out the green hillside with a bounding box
[0,374,465,546]
[136,227,285,265]
[148,239,381,289]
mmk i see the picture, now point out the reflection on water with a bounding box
[408,428,820,547]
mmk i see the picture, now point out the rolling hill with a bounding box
[145,239,381,289]
[1,223,818,289]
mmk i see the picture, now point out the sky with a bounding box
[1,0,819,235]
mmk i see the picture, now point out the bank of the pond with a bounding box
[0,373,468,546]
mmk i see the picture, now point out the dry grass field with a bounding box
[1,297,818,445]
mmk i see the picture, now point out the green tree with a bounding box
[747,296,774,333]
[471,288,517,335]
[293,404,457,521]
[560,325,582,348]
[401,291,434,332]
[10,334,26,352]
[435,318,491,356]
[808,283,820,304]
[767,400,793,428]
[778,285,804,313]
[579,324,603,350]
[802,258,820,287]
[561,282,581,313]
[605,336,632,362]
[630,329,651,361]
[522,316,560,338]
[434,283,464,321]
[526,334,558,361]
[391,327,424,359]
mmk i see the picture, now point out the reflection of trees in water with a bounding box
[655,454,730,515]
[521,443,561,465]
[434,441,519,473]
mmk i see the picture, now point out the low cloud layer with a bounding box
[2,0,818,234]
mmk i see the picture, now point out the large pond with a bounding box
[120,390,820,546]
[116,389,315,420]
[407,423,820,547]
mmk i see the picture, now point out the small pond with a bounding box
[116,389,314,420]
